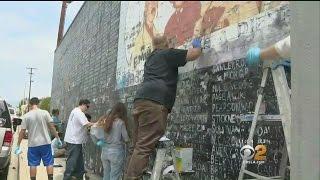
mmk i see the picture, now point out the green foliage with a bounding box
[39,97,51,112]
[18,99,25,109]
[18,98,27,116]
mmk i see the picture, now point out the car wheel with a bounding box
[0,164,9,180]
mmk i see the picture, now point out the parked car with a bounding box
[0,98,14,176]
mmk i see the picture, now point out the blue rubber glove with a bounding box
[14,146,22,155]
[192,38,202,48]
[246,47,261,66]
[96,139,107,147]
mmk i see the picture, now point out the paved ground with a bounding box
[6,127,102,180]
[17,138,66,180]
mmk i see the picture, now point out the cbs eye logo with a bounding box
[240,145,267,161]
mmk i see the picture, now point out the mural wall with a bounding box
[116,1,287,89]
[52,1,290,179]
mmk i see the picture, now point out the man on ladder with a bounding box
[238,36,291,180]
[125,35,203,180]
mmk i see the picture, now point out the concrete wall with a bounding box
[291,2,320,180]
[52,1,121,174]
[52,1,291,179]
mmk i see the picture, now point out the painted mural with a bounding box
[52,1,291,179]
[116,1,288,89]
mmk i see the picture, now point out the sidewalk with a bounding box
[7,128,102,180]
[18,138,66,180]
[7,127,65,180]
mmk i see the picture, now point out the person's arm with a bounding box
[79,112,94,128]
[273,36,290,59]
[121,122,130,143]
[246,36,291,66]
[260,36,290,60]
[46,112,60,139]
[84,122,94,128]
[49,123,60,139]
[186,48,202,61]
[260,46,281,61]
[15,116,27,154]
[186,38,202,61]
[17,129,26,147]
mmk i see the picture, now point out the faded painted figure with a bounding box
[91,103,130,180]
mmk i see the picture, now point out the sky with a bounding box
[0,1,84,107]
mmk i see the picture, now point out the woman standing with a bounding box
[92,103,130,180]
[52,109,61,132]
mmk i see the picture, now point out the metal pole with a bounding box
[56,1,67,48]
[56,1,72,48]
[23,82,26,105]
[27,68,36,111]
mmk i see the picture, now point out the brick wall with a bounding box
[52,2,290,179]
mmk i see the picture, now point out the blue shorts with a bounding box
[27,144,54,167]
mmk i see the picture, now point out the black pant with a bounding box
[63,143,85,180]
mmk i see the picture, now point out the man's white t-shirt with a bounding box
[64,107,89,144]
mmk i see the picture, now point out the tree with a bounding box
[18,99,26,109]
[39,97,51,112]
[18,98,27,116]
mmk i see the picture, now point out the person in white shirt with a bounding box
[246,36,291,66]
[63,99,93,180]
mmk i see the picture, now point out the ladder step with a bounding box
[244,170,282,179]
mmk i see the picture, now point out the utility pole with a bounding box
[56,1,72,48]
[27,67,37,111]
[23,81,27,105]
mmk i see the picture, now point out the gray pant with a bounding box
[63,143,85,180]
[101,146,125,180]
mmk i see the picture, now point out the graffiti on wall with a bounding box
[116,1,288,89]
[52,1,290,178]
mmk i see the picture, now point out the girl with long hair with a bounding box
[91,103,130,180]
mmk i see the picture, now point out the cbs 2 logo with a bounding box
[240,145,267,161]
